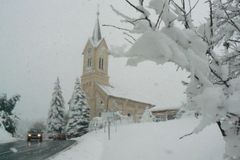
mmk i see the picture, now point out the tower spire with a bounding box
[92,6,102,45]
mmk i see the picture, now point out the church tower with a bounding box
[81,11,109,118]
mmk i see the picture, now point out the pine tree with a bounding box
[66,78,90,138]
[47,78,65,136]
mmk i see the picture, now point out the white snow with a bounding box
[150,105,179,111]
[50,118,224,160]
[192,86,226,133]
[10,147,18,153]
[0,126,16,144]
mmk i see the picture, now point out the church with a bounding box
[80,13,154,122]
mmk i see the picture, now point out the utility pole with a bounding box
[108,118,111,140]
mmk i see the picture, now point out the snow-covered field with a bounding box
[50,117,224,160]
[0,127,16,144]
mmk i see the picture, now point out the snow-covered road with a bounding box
[0,140,75,160]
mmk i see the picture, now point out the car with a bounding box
[53,133,67,140]
[27,129,43,142]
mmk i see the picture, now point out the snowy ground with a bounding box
[50,117,225,160]
[0,127,16,144]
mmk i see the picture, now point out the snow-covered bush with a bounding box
[141,108,154,122]
[111,0,240,159]
[89,117,105,131]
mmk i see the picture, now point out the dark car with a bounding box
[27,129,43,142]
[53,133,67,140]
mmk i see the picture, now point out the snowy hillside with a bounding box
[50,118,224,160]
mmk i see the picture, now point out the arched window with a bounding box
[88,58,92,67]
[99,58,101,69]
[101,58,104,70]
[99,58,104,70]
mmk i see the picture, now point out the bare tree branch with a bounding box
[125,0,153,29]
[229,39,240,43]
[217,121,227,137]
[186,0,200,16]
[222,7,240,33]
[171,0,185,13]
[208,0,214,50]
[124,38,134,45]
[129,18,148,24]
[209,67,230,87]
[171,0,189,29]
[179,132,193,139]
[102,24,132,32]
[154,0,168,29]
[188,0,192,18]
[123,32,136,42]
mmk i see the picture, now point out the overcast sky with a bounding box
[0,0,208,121]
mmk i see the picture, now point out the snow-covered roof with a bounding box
[150,106,180,112]
[97,84,155,105]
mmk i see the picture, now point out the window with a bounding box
[87,58,92,67]
[101,58,104,70]
[99,58,104,70]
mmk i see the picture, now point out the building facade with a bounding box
[81,14,153,122]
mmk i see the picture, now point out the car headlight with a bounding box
[37,134,41,137]
[28,134,31,137]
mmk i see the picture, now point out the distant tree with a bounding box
[47,78,65,135]
[66,78,90,138]
[0,94,20,136]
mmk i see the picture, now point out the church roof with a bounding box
[150,106,180,111]
[97,84,181,111]
[97,84,155,106]
[91,11,102,46]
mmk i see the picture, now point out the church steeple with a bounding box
[81,7,109,90]
[81,7,111,119]
[91,10,102,44]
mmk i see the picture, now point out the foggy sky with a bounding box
[0,0,208,121]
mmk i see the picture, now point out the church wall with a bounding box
[94,86,153,122]
[107,96,152,122]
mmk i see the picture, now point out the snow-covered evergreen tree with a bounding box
[47,78,65,135]
[66,78,90,138]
